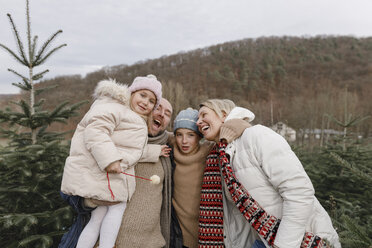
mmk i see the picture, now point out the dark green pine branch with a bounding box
[0,43,26,66]
[11,82,31,91]
[7,68,29,83]
[32,69,49,81]
[5,13,29,65]
[34,30,66,66]
[34,43,67,66]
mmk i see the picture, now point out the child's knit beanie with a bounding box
[174,108,202,137]
[128,74,162,109]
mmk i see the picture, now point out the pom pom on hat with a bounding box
[128,74,162,109]
[174,107,202,137]
[150,175,161,185]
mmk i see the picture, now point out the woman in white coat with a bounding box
[196,99,341,248]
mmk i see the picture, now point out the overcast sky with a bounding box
[1,0,371,94]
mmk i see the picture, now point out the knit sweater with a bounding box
[115,131,172,248]
[172,139,214,248]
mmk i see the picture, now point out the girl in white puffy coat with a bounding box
[61,75,170,248]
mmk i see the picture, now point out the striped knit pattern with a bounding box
[218,142,331,248]
[198,145,224,248]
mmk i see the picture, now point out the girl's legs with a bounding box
[99,202,127,248]
[76,205,108,248]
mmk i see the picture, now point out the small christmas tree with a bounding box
[0,1,85,247]
[297,141,372,247]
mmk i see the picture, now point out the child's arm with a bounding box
[84,109,122,171]
[139,144,171,163]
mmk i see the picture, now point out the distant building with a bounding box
[271,122,296,142]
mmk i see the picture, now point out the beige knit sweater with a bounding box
[172,139,214,248]
[115,132,172,248]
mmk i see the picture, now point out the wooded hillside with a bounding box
[13,35,372,139]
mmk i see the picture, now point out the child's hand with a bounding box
[160,145,171,157]
[105,160,121,173]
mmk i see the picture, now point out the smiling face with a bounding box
[130,89,156,116]
[148,98,173,136]
[175,128,201,155]
[197,106,226,142]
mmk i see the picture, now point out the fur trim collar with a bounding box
[93,79,131,105]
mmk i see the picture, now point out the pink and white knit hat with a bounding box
[128,74,162,109]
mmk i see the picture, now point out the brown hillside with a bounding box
[12,36,372,138]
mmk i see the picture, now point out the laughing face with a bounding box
[148,98,173,136]
[130,89,156,116]
[197,106,226,142]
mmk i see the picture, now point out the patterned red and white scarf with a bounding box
[198,143,224,248]
[198,142,331,248]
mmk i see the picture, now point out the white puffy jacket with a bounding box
[222,108,341,248]
[61,79,161,202]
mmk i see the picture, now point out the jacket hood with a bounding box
[226,107,255,122]
[93,79,131,105]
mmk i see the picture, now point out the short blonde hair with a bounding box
[199,99,236,118]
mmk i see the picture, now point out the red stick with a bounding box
[107,171,153,200]
[121,171,152,181]
[106,172,115,200]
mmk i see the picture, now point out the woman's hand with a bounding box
[160,145,171,157]
[105,160,121,173]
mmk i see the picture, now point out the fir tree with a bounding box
[326,87,370,151]
[296,142,372,247]
[0,1,85,247]
[334,213,372,248]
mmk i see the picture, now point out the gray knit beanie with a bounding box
[173,108,202,137]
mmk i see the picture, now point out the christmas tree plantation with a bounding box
[296,142,372,247]
[0,1,85,247]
